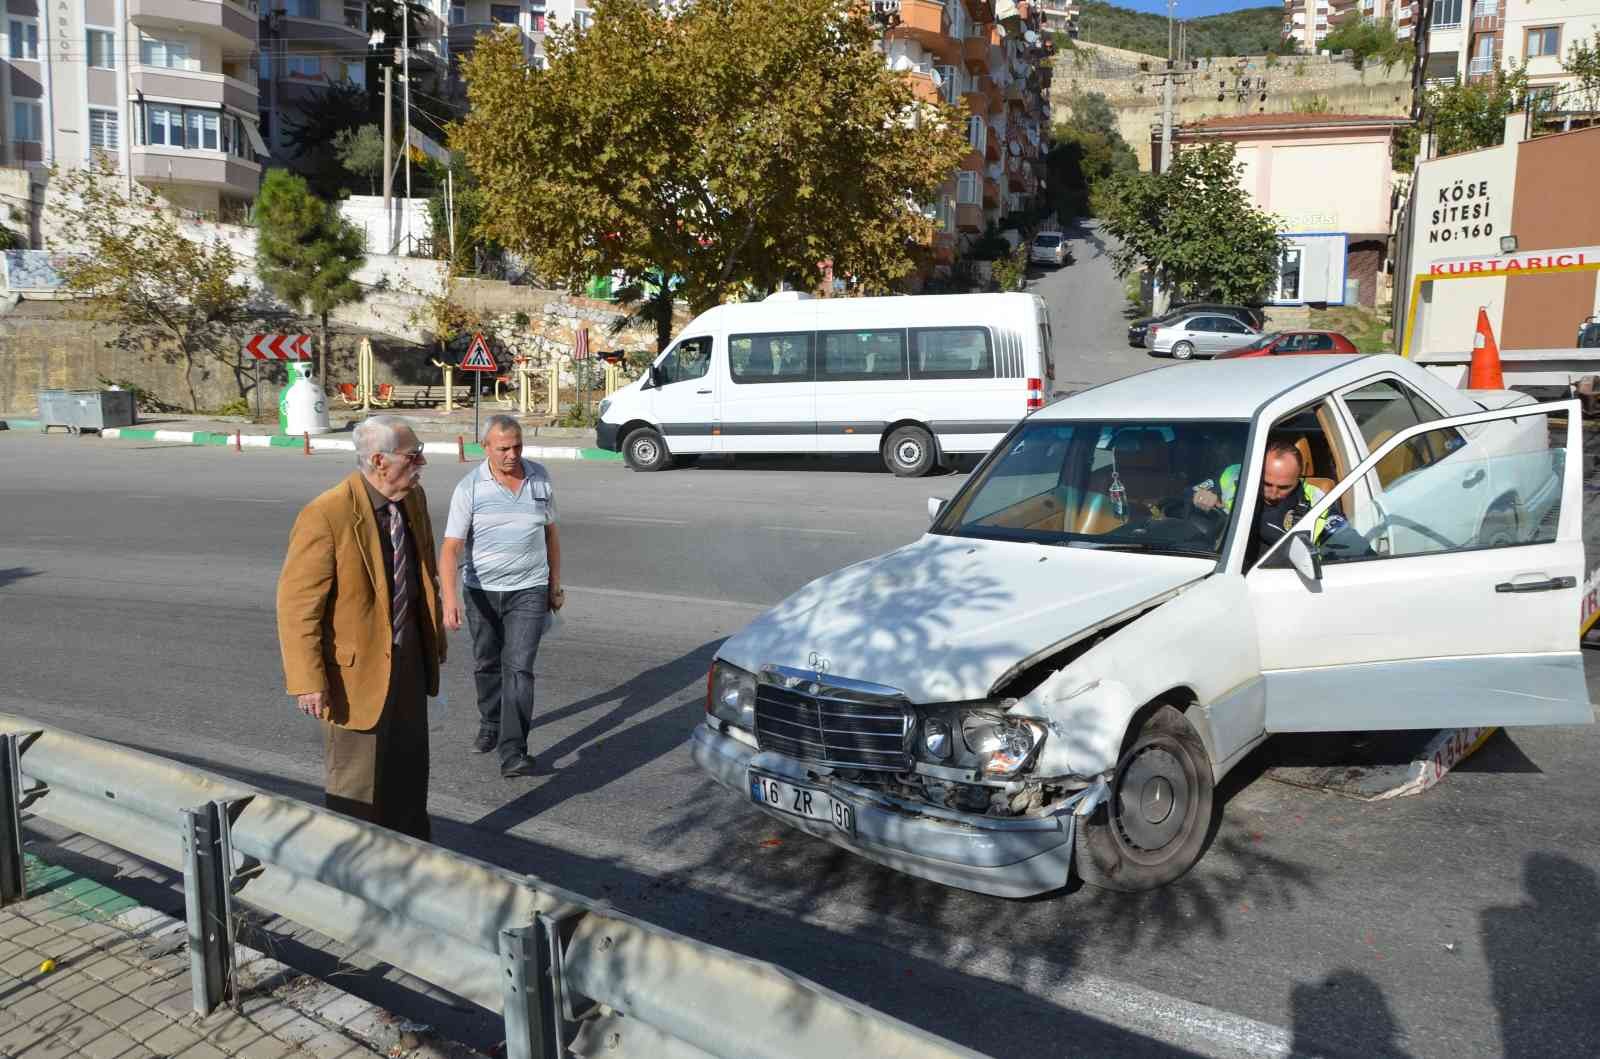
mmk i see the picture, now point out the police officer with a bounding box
[1193,437,1334,564]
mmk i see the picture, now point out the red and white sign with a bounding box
[459,332,497,372]
[1425,245,1600,277]
[245,333,312,360]
[572,325,591,361]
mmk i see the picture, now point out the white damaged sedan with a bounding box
[690,355,1593,896]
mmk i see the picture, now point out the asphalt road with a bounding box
[1028,218,1155,394]
[4,428,1600,1058]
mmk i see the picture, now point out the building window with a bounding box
[343,0,364,30]
[86,29,116,69]
[89,108,119,150]
[140,36,197,71]
[1275,246,1303,302]
[1431,0,1461,27]
[531,12,546,30]
[450,1,465,24]
[11,100,41,143]
[286,0,320,17]
[956,170,981,205]
[1526,26,1560,58]
[343,61,366,87]
[967,115,984,151]
[573,8,594,30]
[8,18,38,60]
[145,104,222,150]
[285,54,322,78]
[490,4,518,24]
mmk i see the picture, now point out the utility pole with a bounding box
[383,65,394,254]
[1151,0,1187,315]
[402,4,413,256]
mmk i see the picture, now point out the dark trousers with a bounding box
[323,634,432,841]
[464,585,548,766]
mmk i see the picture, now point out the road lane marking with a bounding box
[759,526,858,537]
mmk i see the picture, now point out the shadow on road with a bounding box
[1290,969,1414,1058]
[0,567,40,589]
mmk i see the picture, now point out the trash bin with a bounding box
[70,390,135,433]
[36,389,77,434]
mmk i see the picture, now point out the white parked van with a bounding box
[594,292,1057,476]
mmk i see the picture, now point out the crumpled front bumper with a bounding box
[690,722,1083,899]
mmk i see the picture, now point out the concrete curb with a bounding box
[91,427,624,463]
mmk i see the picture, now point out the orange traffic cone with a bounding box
[1468,307,1505,390]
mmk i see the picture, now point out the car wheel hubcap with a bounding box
[897,440,922,466]
[1116,746,1188,852]
[634,439,658,463]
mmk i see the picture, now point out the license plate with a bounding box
[749,772,854,836]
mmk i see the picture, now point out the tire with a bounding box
[1477,500,1520,548]
[1074,705,1215,892]
[1171,341,1196,360]
[883,425,936,478]
[623,427,670,472]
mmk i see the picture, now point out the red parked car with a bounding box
[1214,330,1359,358]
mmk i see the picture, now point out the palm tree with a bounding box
[608,269,680,354]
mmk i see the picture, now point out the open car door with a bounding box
[1247,399,1593,732]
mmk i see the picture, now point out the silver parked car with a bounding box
[1148,312,1259,359]
[1029,233,1067,268]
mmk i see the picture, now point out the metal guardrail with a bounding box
[0,714,987,1059]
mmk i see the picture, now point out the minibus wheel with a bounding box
[883,425,936,477]
[624,428,669,471]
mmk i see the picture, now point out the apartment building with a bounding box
[1283,0,1333,52]
[1285,0,1421,49]
[1418,0,1600,95]
[876,0,1053,268]
[2,0,265,216]
[258,0,368,158]
[432,0,586,103]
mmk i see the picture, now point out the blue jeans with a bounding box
[463,586,548,766]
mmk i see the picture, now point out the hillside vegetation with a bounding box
[1073,2,1291,59]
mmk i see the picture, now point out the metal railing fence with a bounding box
[0,714,987,1059]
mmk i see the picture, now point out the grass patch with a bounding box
[1307,305,1390,353]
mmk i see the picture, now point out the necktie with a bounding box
[387,501,409,644]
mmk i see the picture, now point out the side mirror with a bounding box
[1287,531,1322,582]
[928,497,948,524]
[646,364,664,389]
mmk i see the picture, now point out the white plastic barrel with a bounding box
[283,362,330,436]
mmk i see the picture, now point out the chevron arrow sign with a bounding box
[244,333,314,360]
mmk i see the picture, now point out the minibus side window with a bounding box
[910,327,994,380]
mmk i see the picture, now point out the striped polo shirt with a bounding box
[444,459,557,592]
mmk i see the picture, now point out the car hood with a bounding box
[717,534,1209,704]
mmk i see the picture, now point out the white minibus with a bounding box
[594,292,1057,476]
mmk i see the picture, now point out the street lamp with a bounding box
[1500,234,1518,254]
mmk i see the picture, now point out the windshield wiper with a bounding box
[1056,540,1217,559]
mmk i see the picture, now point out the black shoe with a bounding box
[501,754,537,778]
[473,730,496,754]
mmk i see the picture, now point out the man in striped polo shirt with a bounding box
[440,415,563,778]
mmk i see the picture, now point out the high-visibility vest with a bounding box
[1218,464,1328,540]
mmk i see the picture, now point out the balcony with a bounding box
[278,5,369,50]
[906,70,942,104]
[959,147,985,172]
[131,146,260,199]
[955,203,983,231]
[887,0,963,66]
[132,68,259,111]
[962,35,990,73]
[1471,0,1496,17]
[932,231,957,265]
[129,0,255,48]
[1468,55,1496,76]
[983,177,1000,206]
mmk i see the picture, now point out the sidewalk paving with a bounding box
[0,410,622,463]
[0,854,482,1059]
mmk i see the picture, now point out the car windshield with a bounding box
[933,419,1251,558]
[1034,235,1061,246]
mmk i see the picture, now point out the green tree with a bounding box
[1046,91,1138,220]
[1099,142,1281,304]
[453,0,967,311]
[284,82,376,198]
[48,160,252,412]
[1322,17,1413,71]
[1562,30,1600,119]
[1397,65,1528,168]
[608,270,681,353]
[254,169,368,388]
[334,124,386,195]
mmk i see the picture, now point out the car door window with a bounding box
[1219,318,1250,334]
[1277,334,1305,353]
[658,337,711,386]
[1189,317,1217,332]
[1286,411,1566,565]
[1340,378,1465,486]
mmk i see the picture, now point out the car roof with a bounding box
[1042,355,1384,420]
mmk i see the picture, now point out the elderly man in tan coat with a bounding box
[276,415,446,840]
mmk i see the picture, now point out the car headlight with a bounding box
[706,660,756,731]
[960,713,1047,778]
[598,398,612,419]
[923,718,954,761]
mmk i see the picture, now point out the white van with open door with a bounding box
[594,292,1057,476]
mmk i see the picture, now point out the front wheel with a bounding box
[623,427,670,472]
[1171,341,1196,360]
[883,425,936,477]
[1075,705,1215,892]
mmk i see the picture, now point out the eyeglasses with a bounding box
[387,447,426,465]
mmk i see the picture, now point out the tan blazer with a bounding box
[276,473,446,730]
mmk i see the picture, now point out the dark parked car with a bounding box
[1214,330,1360,359]
[1128,302,1267,347]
